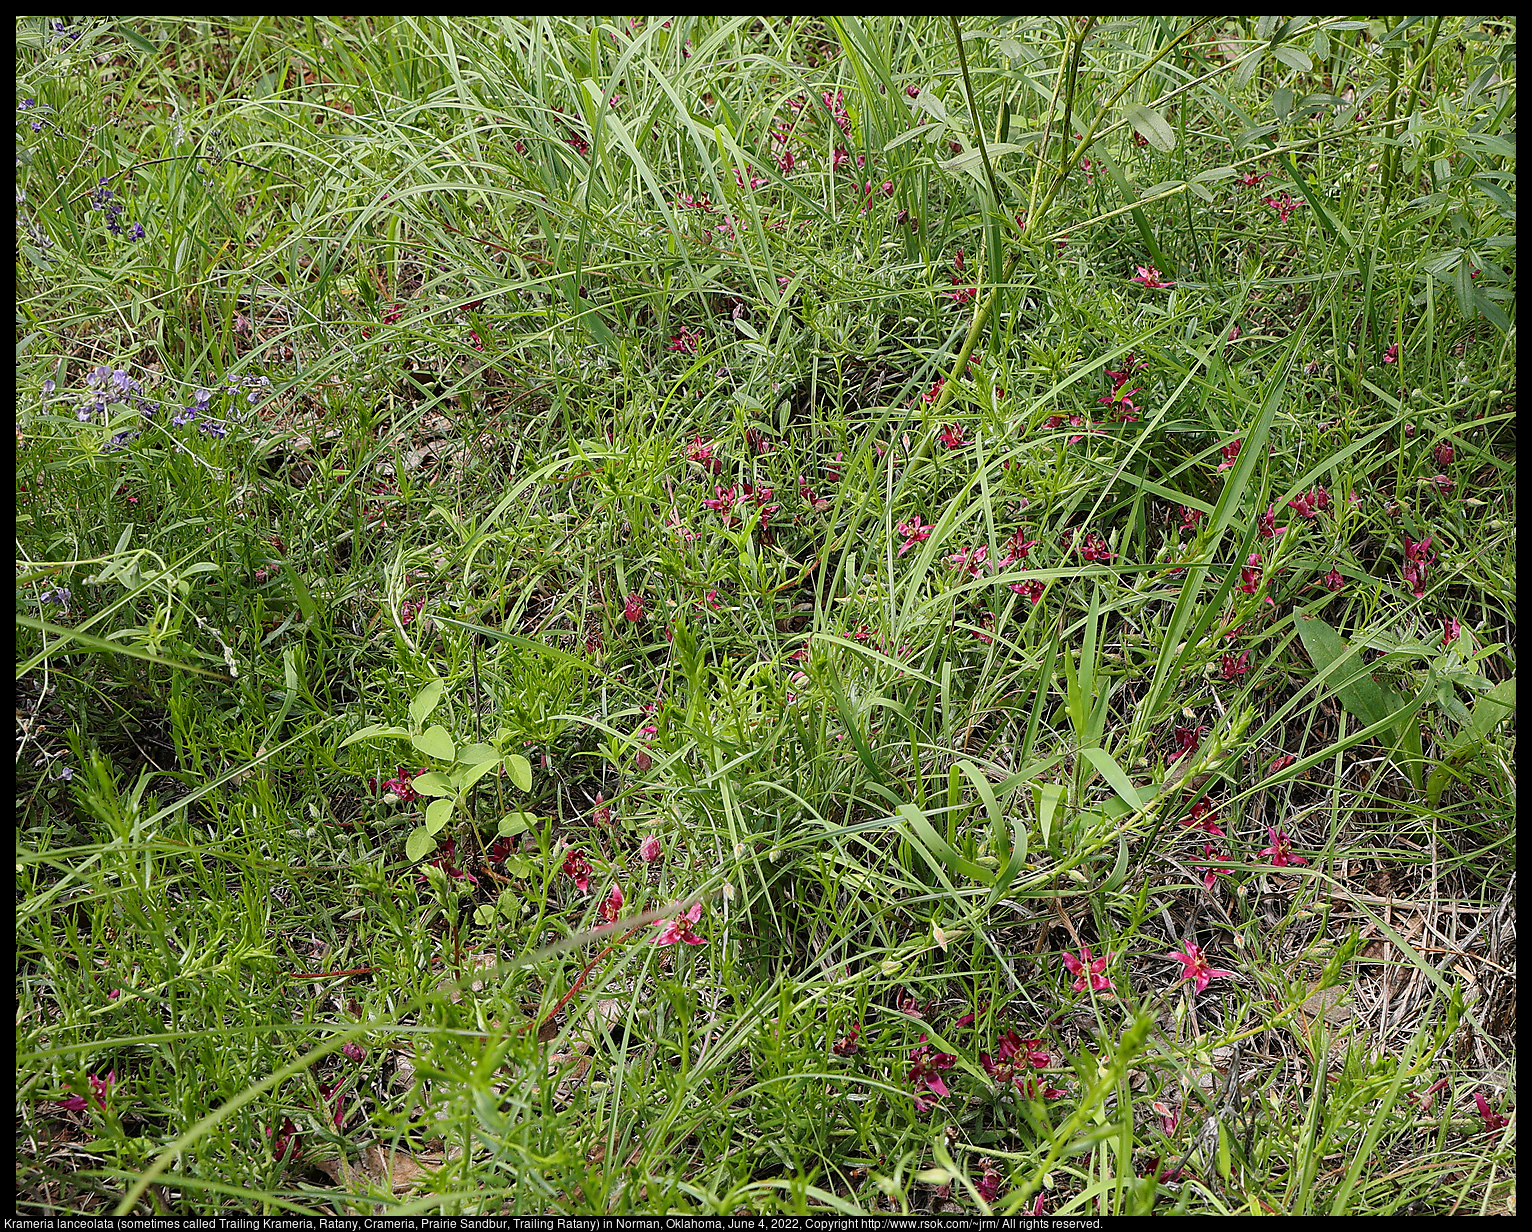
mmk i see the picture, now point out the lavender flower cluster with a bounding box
[43,367,271,451]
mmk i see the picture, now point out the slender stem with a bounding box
[949,17,1005,212]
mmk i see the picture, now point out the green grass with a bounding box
[16,15,1516,1216]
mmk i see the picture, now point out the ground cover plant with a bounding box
[15,15,1516,1216]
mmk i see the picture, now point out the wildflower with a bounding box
[1166,940,1234,995]
[1009,578,1045,605]
[1321,566,1346,592]
[1221,650,1249,680]
[37,587,71,609]
[831,1020,862,1055]
[1185,800,1225,837]
[1237,169,1272,188]
[1267,753,1296,777]
[421,837,477,885]
[668,325,702,354]
[1258,827,1307,868]
[907,1039,956,1112]
[486,837,514,864]
[639,835,663,863]
[1130,265,1174,288]
[1442,616,1462,647]
[1228,326,1241,341]
[1432,441,1454,469]
[599,883,624,923]
[1217,439,1242,472]
[1002,529,1039,563]
[684,435,721,473]
[88,1070,117,1109]
[1430,473,1454,494]
[744,427,774,455]
[342,1042,365,1064]
[379,765,425,804]
[1402,534,1435,599]
[1287,487,1329,519]
[1171,724,1206,762]
[1194,843,1230,889]
[623,592,645,622]
[562,849,593,894]
[947,544,990,577]
[1062,946,1114,993]
[937,423,967,449]
[1473,1091,1508,1138]
[271,1117,301,1161]
[653,901,705,946]
[1263,193,1304,222]
[1257,506,1286,539]
[895,989,934,1018]
[1383,343,1399,364]
[976,1158,1004,1204]
[399,598,425,626]
[1238,553,1264,596]
[1078,531,1114,563]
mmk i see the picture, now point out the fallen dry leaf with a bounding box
[312,1143,441,1195]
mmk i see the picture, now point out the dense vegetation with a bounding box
[16,16,1515,1216]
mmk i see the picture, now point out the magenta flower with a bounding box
[1194,843,1230,889]
[1473,1091,1509,1138]
[1383,343,1399,364]
[1078,531,1114,563]
[1433,441,1455,468]
[1062,945,1114,993]
[271,1116,301,1161]
[1287,487,1329,519]
[1258,827,1308,867]
[894,517,934,556]
[1263,192,1304,222]
[1166,940,1234,994]
[639,834,663,863]
[684,435,721,473]
[907,1038,956,1112]
[1184,800,1224,837]
[653,901,706,946]
[592,793,611,826]
[937,423,967,449]
[1442,616,1462,647]
[1267,753,1296,776]
[599,882,624,923]
[1322,566,1346,592]
[1237,170,1272,188]
[831,1020,862,1055]
[342,1042,365,1064]
[668,325,702,354]
[1171,724,1206,763]
[947,544,990,577]
[976,1158,1004,1203]
[1009,578,1045,605]
[1221,650,1249,680]
[1131,265,1174,288]
[623,592,645,622]
[562,849,593,894]
[1257,505,1284,539]
[1238,552,1264,596]
[1217,438,1242,472]
[1402,534,1436,598]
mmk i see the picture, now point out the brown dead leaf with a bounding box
[312,1143,441,1194]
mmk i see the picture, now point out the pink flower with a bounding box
[1078,531,1114,563]
[562,849,593,894]
[1239,553,1265,597]
[1287,487,1329,519]
[1166,940,1234,994]
[1009,578,1045,605]
[1402,534,1436,598]
[639,834,663,863]
[976,1158,1004,1203]
[1130,265,1174,288]
[623,592,645,622]
[1221,650,1249,679]
[937,423,967,449]
[668,325,702,354]
[832,1020,862,1055]
[592,793,611,826]
[1180,505,1205,532]
[271,1116,301,1161]
[1171,724,1206,762]
[1264,192,1304,222]
[1473,1091,1509,1138]
[399,597,425,625]
[907,1039,956,1112]
[1267,753,1297,776]
[1217,438,1243,472]
[946,544,989,577]
[1433,441,1455,469]
[1194,843,1230,889]
[653,901,706,946]
[1442,616,1462,647]
[1321,566,1346,592]
[1184,800,1225,837]
[1383,343,1399,364]
[684,435,721,473]
[599,882,624,923]
[1062,945,1114,993]
[1237,170,1272,188]
[342,1041,365,1064]
[1258,827,1308,867]
[1257,506,1286,539]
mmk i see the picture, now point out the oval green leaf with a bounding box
[405,826,436,863]
[453,759,502,792]
[408,679,446,727]
[506,753,533,792]
[455,742,500,766]
[412,724,456,761]
[425,798,455,836]
[411,771,454,797]
[340,724,410,748]
[1124,103,1176,153]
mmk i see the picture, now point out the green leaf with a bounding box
[411,771,454,797]
[1080,747,1149,811]
[16,615,231,679]
[424,798,455,836]
[896,802,993,886]
[339,723,410,748]
[1034,781,1066,848]
[498,812,535,836]
[1457,677,1515,749]
[496,886,521,919]
[275,556,316,625]
[1123,103,1176,152]
[1270,44,1313,71]
[405,826,436,863]
[505,753,533,792]
[452,760,501,792]
[408,679,445,727]
[455,742,500,765]
[411,724,455,761]
[1293,610,1405,731]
